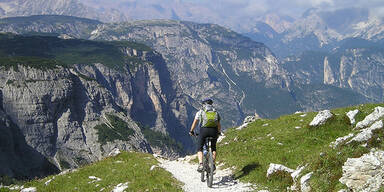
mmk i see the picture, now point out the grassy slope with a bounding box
[218,103,384,191]
[1,152,182,192]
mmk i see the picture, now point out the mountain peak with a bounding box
[0,0,127,23]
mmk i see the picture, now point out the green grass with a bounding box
[0,34,150,71]
[2,152,182,192]
[218,103,384,191]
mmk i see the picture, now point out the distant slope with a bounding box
[218,103,384,191]
[283,38,384,102]
[0,15,101,39]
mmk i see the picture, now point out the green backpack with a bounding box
[201,110,219,128]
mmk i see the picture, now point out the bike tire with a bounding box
[201,157,205,182]
[207,151,214,188]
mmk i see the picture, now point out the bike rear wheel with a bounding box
[207,151,214,187]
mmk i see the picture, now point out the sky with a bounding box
[79,0,384,32]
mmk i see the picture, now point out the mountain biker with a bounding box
[189,98,221,172]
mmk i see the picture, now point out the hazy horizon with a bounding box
[78,0,384,32]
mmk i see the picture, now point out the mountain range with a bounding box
[247,7,384,58]
[0,0,384,182]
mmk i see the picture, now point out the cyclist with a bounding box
[189,98,221,172]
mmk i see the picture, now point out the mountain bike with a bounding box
[200,136,215,188]
[190,132,216,188]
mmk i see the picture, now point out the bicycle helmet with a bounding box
[202,98,213,105]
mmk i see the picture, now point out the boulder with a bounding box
[266,163,295,178]
[356,107,384,129]
[309,110,333,126]
[339,149,384,192]
[348,120,383,144]
[346,109,359,124]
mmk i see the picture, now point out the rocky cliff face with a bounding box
[284,39,384,103]
[0,39,193,179]
[88,20,296,123]
[324,47,384,101]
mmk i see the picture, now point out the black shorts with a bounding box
[198,127,218,152]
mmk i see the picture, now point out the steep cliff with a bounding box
[89,20,297,123]
[0,34,191,179]
[284,38,384,104]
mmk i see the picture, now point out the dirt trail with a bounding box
[157,157,253,192]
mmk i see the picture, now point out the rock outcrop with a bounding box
[356,107,384,129]
[340,149,384,192]
[346,109,359,124]
[309,110,333,126]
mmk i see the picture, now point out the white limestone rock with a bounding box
[266,163,295,178]
[88,176,102,183]
[243,116,256,124]
[346,109,359,124]
[356,107,384,129]
[112,182,129,192]
[300,172,313,192]
[21,187,37,192]
[108,148,121,157]
[44,176,55,186]
[291,166,306,180]
[236,123,248,130]
[349,120,383,143]
[339,149,384,192]
[330,133,355,149]
[310,110,333,126]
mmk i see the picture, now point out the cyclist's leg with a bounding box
[205,128,218,162]
[197,128,207,172]
[211,138,217,171]
[197,129,205,164]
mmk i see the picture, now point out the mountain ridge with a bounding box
[0,15,375,181]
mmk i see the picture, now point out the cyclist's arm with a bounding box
[190,118,199,133]
[190,110,201,134]
[217,121,221,134]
